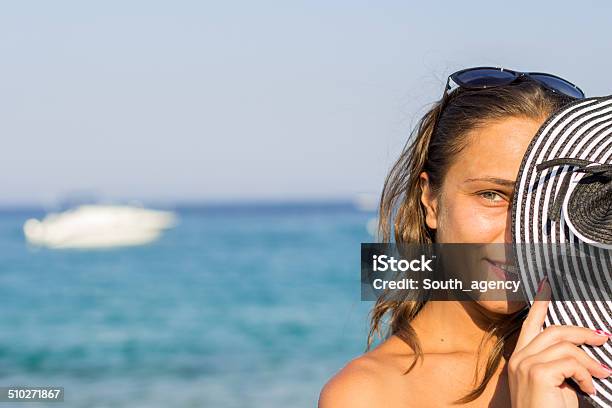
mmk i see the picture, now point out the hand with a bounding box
[508,278,612,407]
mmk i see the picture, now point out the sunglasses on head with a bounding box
[444,67,585,99]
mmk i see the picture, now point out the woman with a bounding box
[319,68,612,407]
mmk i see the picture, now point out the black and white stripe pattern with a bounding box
[512,95,612,407]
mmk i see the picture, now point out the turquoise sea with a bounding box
[0,203,375,407]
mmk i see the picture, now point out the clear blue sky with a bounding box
[1,1,610,205]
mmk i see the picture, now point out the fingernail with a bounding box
[601,363,612,373]
[537,276,548,293]
[591,388,598,396]
[594,329,612,337]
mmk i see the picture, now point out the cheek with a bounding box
[437,198,507,243]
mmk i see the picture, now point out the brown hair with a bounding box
[367,78,572,403]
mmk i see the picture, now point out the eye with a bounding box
[479,191,505,203]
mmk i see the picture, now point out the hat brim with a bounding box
[512,95,612,407]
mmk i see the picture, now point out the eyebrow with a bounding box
[463,177,516,187]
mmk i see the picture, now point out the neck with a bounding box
[410,300,503,355]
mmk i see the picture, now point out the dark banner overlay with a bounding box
[361,244,612,302]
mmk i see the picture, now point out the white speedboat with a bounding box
[23,205,177,249]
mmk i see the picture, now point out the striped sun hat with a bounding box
[512,95,612,407]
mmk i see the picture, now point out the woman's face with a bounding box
[420,116,545,314]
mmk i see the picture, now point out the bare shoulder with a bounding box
[318,354,387,408]
[318,337,415,408]
[319,334,499,407]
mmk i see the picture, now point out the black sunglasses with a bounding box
[445,67,585,99]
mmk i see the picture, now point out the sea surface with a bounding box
[0,202,376,407]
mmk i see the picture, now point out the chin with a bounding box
[477,300,526,315]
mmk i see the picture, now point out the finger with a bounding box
[522,341,612,380]
[531,357,597,396]
[516,277,551,350]
[522,325,611,356]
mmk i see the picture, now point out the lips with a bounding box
[485,258,519,280]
